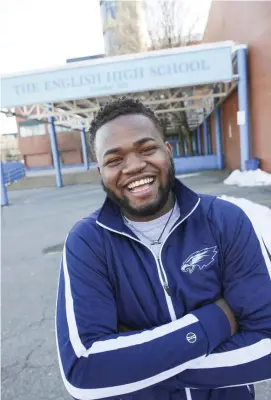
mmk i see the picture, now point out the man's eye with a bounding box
[107,158,122,166]
[140,146,157,154]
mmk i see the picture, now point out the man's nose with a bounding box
[122,153,146,174]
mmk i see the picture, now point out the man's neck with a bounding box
[123,192,175,222]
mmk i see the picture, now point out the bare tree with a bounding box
[144,0,200,50]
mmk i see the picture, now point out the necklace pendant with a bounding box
[164,284,172,296]
[151,240,161,245]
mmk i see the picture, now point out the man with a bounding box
[56,97,271,400]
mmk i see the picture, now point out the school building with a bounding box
[2,2,270,174]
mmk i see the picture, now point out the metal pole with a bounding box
[80,127,89,170]
[48,116,63,188]
[237,47,250,170]
[184,137,188,156]
[1,162,8,206]
[197,127,202,155]
[192,131,197,155]
[208,118,212,155]
[203,119,209,155]
[215,107,223,169]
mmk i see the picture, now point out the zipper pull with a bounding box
[164,284,172,296]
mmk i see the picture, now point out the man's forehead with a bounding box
[98,114,158,136]
[95,114,161,156]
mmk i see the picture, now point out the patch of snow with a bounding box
[224,169,271,187]
[221,195,271,252]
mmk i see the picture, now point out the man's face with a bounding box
[96,114,175,219]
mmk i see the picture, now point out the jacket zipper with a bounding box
[96,198,200,323]
[96,222,177,322]
[96,221,176,321]
[156,198,201,302]
[157,257,172,296]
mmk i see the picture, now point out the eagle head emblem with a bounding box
[181,246,218,274]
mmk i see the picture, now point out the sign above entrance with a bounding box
[1,43,233,108]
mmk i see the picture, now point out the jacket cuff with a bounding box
[191,303,231,354]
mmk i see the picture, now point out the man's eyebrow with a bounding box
[103,137,156,159]
[103,147,121,158]
[134,137,156,146]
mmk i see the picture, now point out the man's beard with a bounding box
[101,158,176,218]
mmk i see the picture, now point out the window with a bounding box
[54,125,73,133]
[19,122,46,137]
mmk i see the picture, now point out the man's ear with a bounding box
[164,141,173,157]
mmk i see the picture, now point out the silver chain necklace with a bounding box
[123,202,175,246]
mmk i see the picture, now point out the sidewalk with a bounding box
[8,168,271,208]
[179,171,271,207]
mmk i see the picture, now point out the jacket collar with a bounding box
[96,178,199,234]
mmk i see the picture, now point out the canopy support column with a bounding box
[237,47,250,171]
[80,127,89,170]
[197,127,202,155]
[215,107,223,169]
[1,162,8,206]
[48,116,63,188]
[203,119,209,155]
[192,131,197,155]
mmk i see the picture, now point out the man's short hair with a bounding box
[88,97,164,158]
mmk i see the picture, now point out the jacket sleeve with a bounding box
[178,198,271,389]
[56,224,232,400]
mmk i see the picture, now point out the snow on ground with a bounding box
[224,169,271,187]
[221,195,271,252]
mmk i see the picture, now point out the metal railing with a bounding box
[1,161,25,206]
[2,161,25,186]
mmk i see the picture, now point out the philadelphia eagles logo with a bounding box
[181,246,218,274]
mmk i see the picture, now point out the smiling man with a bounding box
[56,97,271,400]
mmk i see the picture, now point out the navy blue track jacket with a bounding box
[56,179,271,400]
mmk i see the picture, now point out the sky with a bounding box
[0,0,211,134]
[0,0,104,134]
[0,0,104,75]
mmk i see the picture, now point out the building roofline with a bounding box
[1,40,237,80]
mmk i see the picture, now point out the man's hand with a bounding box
[215,298,238,336]
[118,323,133,333]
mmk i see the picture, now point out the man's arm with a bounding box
[56,226,233,400]
[118,298,237,335]
[177,199,271,389]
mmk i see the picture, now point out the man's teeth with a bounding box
[127,177,154,189]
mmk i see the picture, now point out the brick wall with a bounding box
[17,119,88,168]
[204,1,271,171]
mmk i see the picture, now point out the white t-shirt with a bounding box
[123,202,181,259]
